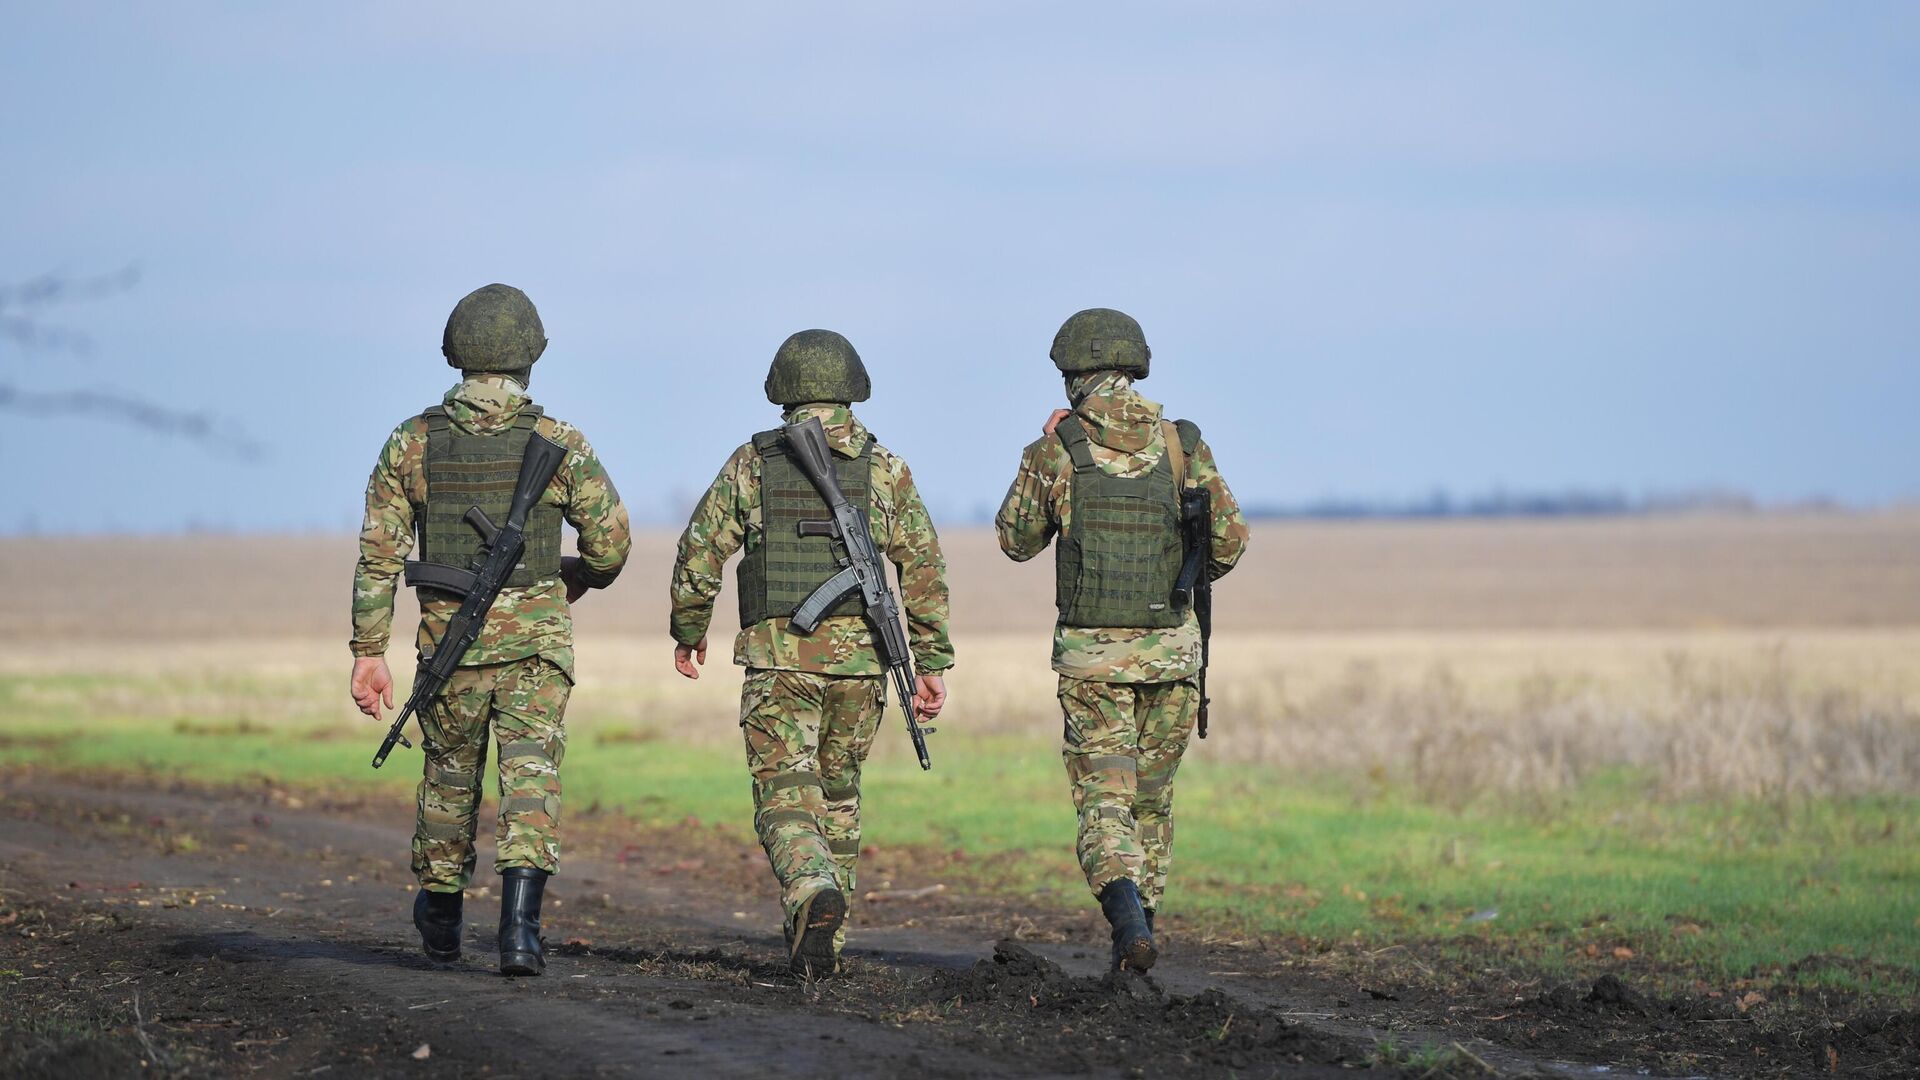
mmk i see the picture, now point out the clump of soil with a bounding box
[922,941,1362,1077]
[1520,974,1920,1077]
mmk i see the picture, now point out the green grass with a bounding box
[5,672,1917,999]
[1369,1037,1496,1078]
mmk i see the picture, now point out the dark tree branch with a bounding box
[0,384,265,460]
[0,265,141,310]
[1,267,263,460]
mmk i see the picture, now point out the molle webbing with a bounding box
[419,405,563,589]
[1053,415,1187,629]
[738,428,874,628]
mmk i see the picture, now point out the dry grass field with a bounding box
[5,512,1920,802]
[8,512,1920,1069]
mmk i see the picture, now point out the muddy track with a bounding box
[1,770,1892,1078]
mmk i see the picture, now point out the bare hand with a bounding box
[561,556,589,604]
[674,636,709,680]
[351,657,395,721]
[1042,408,1072,436]
[913,674,947,720]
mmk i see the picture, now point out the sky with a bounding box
[2,2,1916,532]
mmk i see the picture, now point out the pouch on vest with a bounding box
[1053,415,1194,629]
[737,428,876,628]
[406,404,564,595]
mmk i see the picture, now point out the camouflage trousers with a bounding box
[740,667,885,953]
[1059,675,1200,910]
[412,655,571,892]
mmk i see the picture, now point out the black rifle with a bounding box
[1173,487,1214,738]
[371,432,570,769]
[783,416,934,770]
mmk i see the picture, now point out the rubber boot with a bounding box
[788,883,847,980]
[1099,879,1157,973]
[498,867,549,976]
[413,888,463,962]
[1144,906,1156,937]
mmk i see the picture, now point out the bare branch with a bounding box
[0,265,141,311]
[0,266,140,357]
[0,383,265,460]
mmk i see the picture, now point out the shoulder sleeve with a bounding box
[1187,436,1249,580]
[540,418,631,589]
[668,442,756,646]
[995,435,1067,562]
[350,419,427,657]
[877,447,954,672]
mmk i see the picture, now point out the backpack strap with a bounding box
[1055,415,1098,472]
[1160,421,1186,490]
[1168,418,1202,489]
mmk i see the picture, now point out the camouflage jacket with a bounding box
[351,375,632,677]
[996,372,1248,683]
[670,403,955,676]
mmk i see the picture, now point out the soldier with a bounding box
[995,308,1248,972]
[349,284,631,976]
[670,329,953,979]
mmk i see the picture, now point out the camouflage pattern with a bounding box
[352,375,633,678]
[442,284,548,375]
[669,403,954,675]
[995,371,1249,682]
[1050,308,1151,378]
[740,667,885,954]
[412,655,571,889]
[764,329,871,405]
[998,363,1248,911]
[1060,675,1198,905]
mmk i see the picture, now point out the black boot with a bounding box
[1099,879,1157,973]
[788,884,847,979]
[1144,906,1156,936]
[412,888,463,962]
[498,867,549,976]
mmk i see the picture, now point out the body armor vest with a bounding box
[738,428,874,628]
[1053,415,1199,629]
[418,404,564,588]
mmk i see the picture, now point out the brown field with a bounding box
[6,512,1920,800]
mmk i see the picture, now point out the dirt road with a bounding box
[2,770,1907,1078]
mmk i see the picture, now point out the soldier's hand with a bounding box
[673,636,709,680]
[1042,409,1072,436]
[351,657,395,720]
[913,674,946,720]
[561,556,589,603]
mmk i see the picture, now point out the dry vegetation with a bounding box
[5,512,1920,804]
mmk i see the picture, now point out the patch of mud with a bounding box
[1516,974,1920,1077]
[921,941,1365,1077]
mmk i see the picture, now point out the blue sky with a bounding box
[3,2,1915,531]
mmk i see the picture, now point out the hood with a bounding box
[443,374,532,435]
[782,402,873,458]
[1067,371,1163,454]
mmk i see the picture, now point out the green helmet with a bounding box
[764,329,871,405]
[442,284,548,377]
[1050,307,1150,378]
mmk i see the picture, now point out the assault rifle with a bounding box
[1173,487,1213,738]
[783,416,935,770]
[371,432,570,769]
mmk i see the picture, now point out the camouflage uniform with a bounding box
[670,402,953,954]
[353,374,631,890]
[997,370,1247,912]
